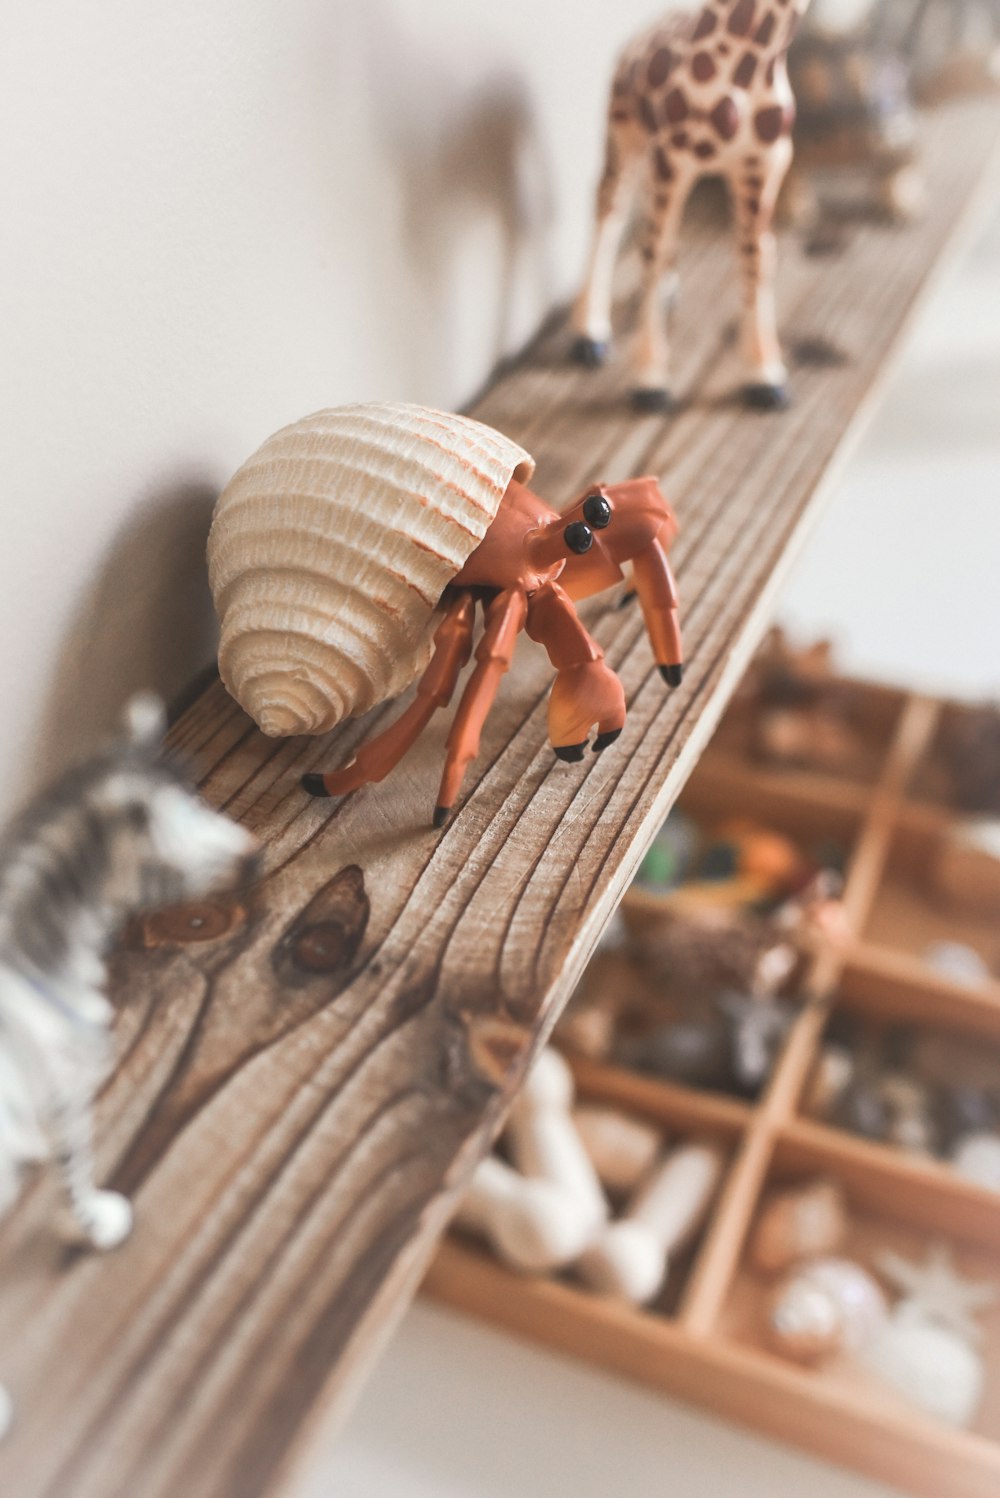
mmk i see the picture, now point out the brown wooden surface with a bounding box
[1,96,999,1498]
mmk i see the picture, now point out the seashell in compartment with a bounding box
[767,1276,845,1364]
[750,1179,847,1276]
[207,403,535,737]
[572,1105,664,1197]
[768,1257,888,1364]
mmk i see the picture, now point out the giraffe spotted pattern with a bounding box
[572,0,811,409]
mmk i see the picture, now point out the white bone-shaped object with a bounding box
[578,1139,726,1304]
[453,1155,600,1273]
[504,1049,608,1234]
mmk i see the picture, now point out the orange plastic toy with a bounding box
[303,476,683,826]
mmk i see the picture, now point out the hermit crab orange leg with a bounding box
[303,593,476,799]
[526,581,627,761]
[630,535,684,685]
[434,588,528,827]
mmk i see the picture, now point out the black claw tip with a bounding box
[617,589,638,610]
[660,664,684,687]
[592,729,623,753]
[630,386,673,414]
[302,773,332,798]
[743,382,789,411]
[554,742,587,763]
[432,805,451,829]
[570,335,609,369]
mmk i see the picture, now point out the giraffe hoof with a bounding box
[743,382,789,412]
[432,805,452,829]
[592,729,623,753]
[302,773,332,798]
[570,335,610,368]
[660,664,684,687]
[554,742,587,763]
[630,386,673,414]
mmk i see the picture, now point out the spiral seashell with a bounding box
[207,403,535,737]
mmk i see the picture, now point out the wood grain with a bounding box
[1,96,999,1498]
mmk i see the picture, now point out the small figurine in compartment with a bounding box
[571,0,812,411]
[784,4,925,226]
[804,1012,1000,1188]
[559,803,845,1101]
[732,626,868,775]
[939,702,1000,814]
[620,861,842,1095]
[208,404,684,828]
[864,1244,998,1426]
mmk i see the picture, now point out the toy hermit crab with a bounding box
[207,403,683,826]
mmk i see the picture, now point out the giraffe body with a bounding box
[572,0,811,410]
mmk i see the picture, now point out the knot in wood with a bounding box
[143,901,240,945]
[290,921,356,973]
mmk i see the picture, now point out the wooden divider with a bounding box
[678,693,941,1333]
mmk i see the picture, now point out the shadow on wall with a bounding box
[30,481,219,791]
[360,2,558,396]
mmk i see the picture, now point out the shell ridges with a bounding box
[208,403,534,737]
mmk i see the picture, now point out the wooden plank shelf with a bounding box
[1,96,999,1498]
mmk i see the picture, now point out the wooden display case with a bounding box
[425,679,1000,1498]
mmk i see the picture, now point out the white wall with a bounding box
[780,203,1000,700]
[0,0,661,816]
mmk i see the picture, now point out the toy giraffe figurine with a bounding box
[571,0,812,412]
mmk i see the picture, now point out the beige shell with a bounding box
[207,403,535,737]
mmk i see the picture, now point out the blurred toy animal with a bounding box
[571,0,812,412]
[628,867,846,1002]
[874,0,1000,101]
[785,9,925,223]
[0,695,257,1254]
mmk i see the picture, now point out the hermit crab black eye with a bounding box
[582,493,612,529]
[564,521,593,555]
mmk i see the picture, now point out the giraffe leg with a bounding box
[630,166,695,412]
[570,121,644,367]
[730,138,794,410]
[434,589,528,827]
[303,594,476,799]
